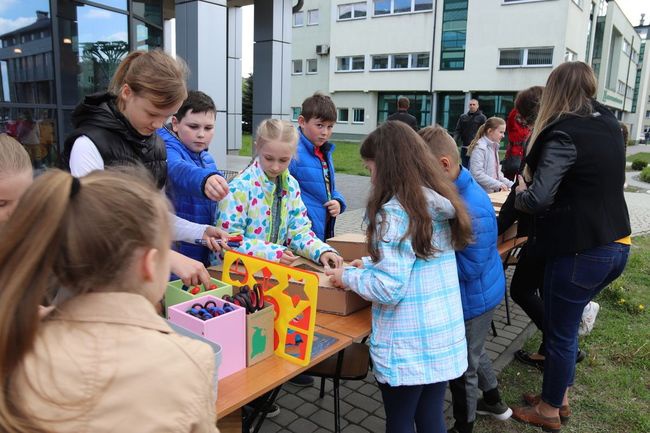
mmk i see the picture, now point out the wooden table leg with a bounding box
[217,410,242,433]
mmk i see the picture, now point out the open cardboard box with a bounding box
[326,233,368,262]
[209,257,370,316]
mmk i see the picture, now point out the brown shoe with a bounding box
[512,405,561,432]
[522,393,572,424]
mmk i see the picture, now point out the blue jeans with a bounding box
[541,242,629,407]
[377,380,447,433]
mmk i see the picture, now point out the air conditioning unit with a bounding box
[316,44,330,55]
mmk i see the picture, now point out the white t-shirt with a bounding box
[69,136,209,243]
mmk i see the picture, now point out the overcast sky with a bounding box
[240,1,650,77]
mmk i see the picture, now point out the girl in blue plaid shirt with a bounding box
[327,121,473,433]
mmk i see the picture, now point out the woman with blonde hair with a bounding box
[512,61,630,432]
[63,49,229,289]
[0,134,32,228]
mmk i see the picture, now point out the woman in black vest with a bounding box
[64,50,229,288]
[510,62,631,432]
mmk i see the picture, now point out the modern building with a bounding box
[630,17,650,142]
[0,0,297,169]
[290,0,646,141]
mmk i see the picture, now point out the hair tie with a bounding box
[70,177,81,198]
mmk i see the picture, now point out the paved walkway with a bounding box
[224,153,650,432]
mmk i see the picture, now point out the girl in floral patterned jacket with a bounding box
[215,119,342,268]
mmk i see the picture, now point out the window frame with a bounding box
[498,47,554,68]
[372,0,433,17]
[337,108,350,123]
[307,9,319,25]
[369,52,430,71]
[336,55,366,72]
[306,58,318,74]
[292,59,303,75]
[337,2,368,21]
[352,108,366,124]
[293,11,304,27]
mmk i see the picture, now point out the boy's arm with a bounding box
[456,212,495,280]
[215,185,286,262]
[167,145,223,200]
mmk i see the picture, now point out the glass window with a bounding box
[440,0,467,70]
[394,0,412,13]
[414,52,430,68]
[378,93,431,126]
[374,0,391,15]
[353,108,365,123]
[392,54,409,69]
[0,107,58,168]
[135,20,163,51]
[132,0,162,26]
[292,59,303,74]
[58,2,129,106]
[499,49,522,66]
[307,58,318,73]
[338,108,349,122]
[371,55,389,69]
[89,0,127,10]
[293,12,304,27]
[526,47,553,66]
[352,56,365,70]
[414,0,434,11]
[308,9,319,25]
[337,57,351,71]
[291,107,301,121]
[354,2,368,18]
[338,4,353,20]
[0,1,55,104]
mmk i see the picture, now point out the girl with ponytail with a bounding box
[0,168,219,433]
[468,117,512,193]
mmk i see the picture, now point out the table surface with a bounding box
[488,190,510,206]
[216,326,352,418]
[316,307,372,341]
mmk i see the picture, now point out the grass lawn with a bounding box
[239,134,368,176]
[476,235,650,433]
[627,152,650,164]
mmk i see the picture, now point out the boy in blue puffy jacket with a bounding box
[158,91,229,266]
[419,126,511,433]
[289,92,346,241]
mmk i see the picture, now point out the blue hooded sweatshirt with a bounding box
[454,166,505,320]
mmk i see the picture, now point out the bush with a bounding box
[640,166,650,183]
[631,159,648,171]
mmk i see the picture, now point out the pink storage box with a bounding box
[168,295,246,379]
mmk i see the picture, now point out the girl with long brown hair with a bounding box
[0,168,219,433]
[512,61,630,432]
[326,121,472,433]
[468,116,512,193]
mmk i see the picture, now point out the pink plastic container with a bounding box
[168,295,246,379]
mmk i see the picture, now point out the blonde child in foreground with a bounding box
[0,168,219,433]
[216,119,342,268]
[468,116,513,193]
[0,134,32,229]
[326,121,472,433]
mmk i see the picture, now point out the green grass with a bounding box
[238,134,369,176]
[626,152,650,164]
[476,236,650,433]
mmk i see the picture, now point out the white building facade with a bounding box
[290,0,646,141]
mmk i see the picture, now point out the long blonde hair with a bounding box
[0,134,31,175]
[110,50,188,111]
[467,117,506,156]
[524,62,596,180]
[0,168,170,433]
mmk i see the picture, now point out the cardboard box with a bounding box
[168,295,246,379]
[164,277,232,318]
[326,233,368,262]
[210,258,370,316]
[244,302,274,367]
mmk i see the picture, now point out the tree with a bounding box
[242,73,253,133]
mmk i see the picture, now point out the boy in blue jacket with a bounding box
[158,91,229,266]
[419,126,511,433]
[289,92,346,241]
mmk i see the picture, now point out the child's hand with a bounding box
[204,174,229,201]
[169,250,212,288]
[202,227,231,252]
[324,266,347,289]
[320,251,343,269]
[499,184,509,192]
[324,200,341,217]
[349,259,365,269]
[279,249,299,265]
[515,175,528,194]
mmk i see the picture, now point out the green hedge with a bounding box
[631,159,648,171]
[640,166,650,183]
